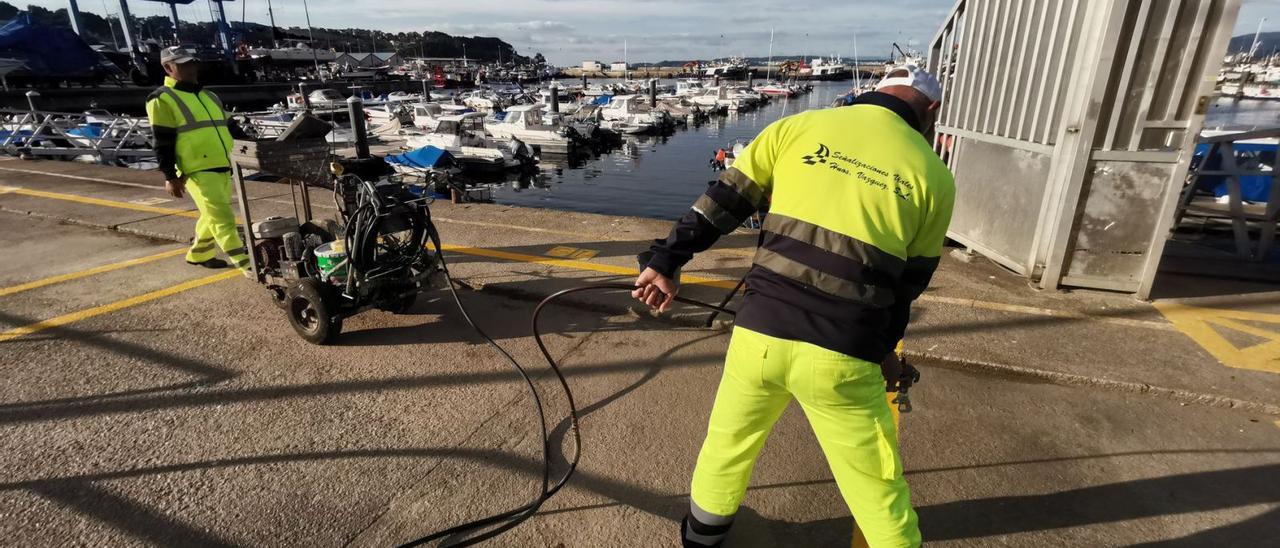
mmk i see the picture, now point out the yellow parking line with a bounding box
[0,247,187,298]
[3,187,199,218]
[0,271,238,343]
[443,245,1176,331]
[442,244,739,289]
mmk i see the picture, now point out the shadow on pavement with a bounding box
[0,310,236,409]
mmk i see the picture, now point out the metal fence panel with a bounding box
[928,0,1241,297]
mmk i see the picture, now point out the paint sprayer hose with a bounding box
[399,250,736,547]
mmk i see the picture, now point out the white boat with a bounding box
[535,83,574,105]
[411,103,473,131]
[285,88,346,110]
[486,104,578,154]
[691,86,746,111]
[404,112,532,171]
[667,79,708,98]
[364,102,413,126]
[600,95,671,132]
[753,82,795,97]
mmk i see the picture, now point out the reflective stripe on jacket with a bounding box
[648,91,956,363]
[145,76,233,176]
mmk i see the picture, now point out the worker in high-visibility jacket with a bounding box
[146,46,251,277]
[634,65,954,548]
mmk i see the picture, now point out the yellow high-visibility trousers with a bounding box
[183,170,250,273]
[689,327,920,548]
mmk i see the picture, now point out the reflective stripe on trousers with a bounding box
[689,327,919,548]
[184,170,249,271]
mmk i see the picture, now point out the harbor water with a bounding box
[490,81,852,220]
[490,84,1278,221]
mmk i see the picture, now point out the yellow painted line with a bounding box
[1153,301,1280,374]
[0,270,238,342]
[1274,419,1280,429]
[444,244,1183,333]
[434,215,757,259]
[920,295,1174,331]
[442,244,740,289]
[0,247,187,297]
[4,187,199,218]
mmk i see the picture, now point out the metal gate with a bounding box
[927,0,1241,298]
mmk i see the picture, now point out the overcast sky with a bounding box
[16,0,1280,65]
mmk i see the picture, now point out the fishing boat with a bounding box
[486,104,580,155]
[701,58,749,80]
[803,56,852,81]
[404,112,534,172]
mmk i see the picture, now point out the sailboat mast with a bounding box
[853,31,861,89]
[267,0,277,48]
[624,39,628,80]
[766,27,774,82]
[301,0,320,79]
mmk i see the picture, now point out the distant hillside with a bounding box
[1228,31,1280,56]
[0,1,533,63]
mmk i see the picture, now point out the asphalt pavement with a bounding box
[0,159,1277,547]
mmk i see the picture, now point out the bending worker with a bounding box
[634,65,954,548]
[146,46,251,277]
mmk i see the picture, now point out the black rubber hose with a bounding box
[399,266,736,547]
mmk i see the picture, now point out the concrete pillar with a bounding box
[581,73,587,88]
[116,0,135,52]
[347,96,369,158]
[549,82,559,113]
[168,2,180,43]
[648,78,657,107]
[66,0,85,35]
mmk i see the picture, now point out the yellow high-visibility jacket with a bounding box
[648,91,955,362]
[145,76,233,179]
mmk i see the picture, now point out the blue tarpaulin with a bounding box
[0,13,105,77]
[1192,141,1275,203]
[385,145,456,169]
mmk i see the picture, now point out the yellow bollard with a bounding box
[851,342,906,548]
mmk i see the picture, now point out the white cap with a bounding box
[875,64,943,103]
[160,46,197,65]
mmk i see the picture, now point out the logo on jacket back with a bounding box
[799,142,913,201]
[801,144,830,165]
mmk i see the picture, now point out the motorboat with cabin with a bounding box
[404,111,534,172]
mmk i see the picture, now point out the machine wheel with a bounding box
[286,279,342,344]
[268,286,289,309]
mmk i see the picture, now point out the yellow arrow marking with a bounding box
[1153,301,1280,374]
[546,245,599,260]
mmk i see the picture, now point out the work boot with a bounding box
[187,257,230,269]
[682,515,730,548]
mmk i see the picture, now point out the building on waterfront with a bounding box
[610,61,629,72]
[582,60,603,71]
[335,52,403,69]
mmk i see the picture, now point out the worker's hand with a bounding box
[632,267,678,313]
[881,351,904,390]
[165,176,187,198]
